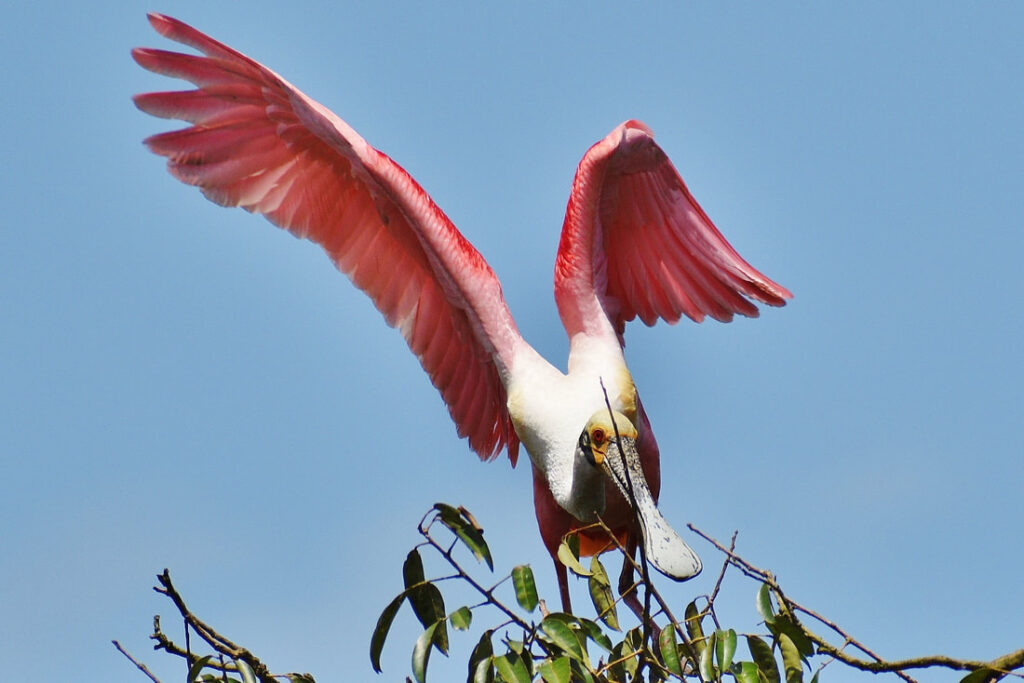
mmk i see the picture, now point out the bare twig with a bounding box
[596,646,645,676]
[707,531,736,609]
[113,640,161,683]
[582,517,701,668]
[688,524,1024,682]
[599,379,655,678]
[151,569,277,683]
[419,512,534,632]
[132,510,1020,683]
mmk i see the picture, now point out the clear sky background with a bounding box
[2,3,1021,682]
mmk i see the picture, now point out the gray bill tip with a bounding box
[637,500,703,581]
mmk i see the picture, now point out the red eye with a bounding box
[591,428,606,445]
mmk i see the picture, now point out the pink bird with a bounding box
[133,13,791,612]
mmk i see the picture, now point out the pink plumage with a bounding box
[134,13,521,462]
[133,14,791,612]
[555,120,791,340]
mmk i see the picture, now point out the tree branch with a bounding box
[113,640,161,683]
[151,569,280,683]
[420,512,534,632]
[688,524,1024,682]
[124,511,1019,683]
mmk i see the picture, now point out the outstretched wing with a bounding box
[133,13,522,462]
[554,119,791,340]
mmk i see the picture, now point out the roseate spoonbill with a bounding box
[132,13,791,611]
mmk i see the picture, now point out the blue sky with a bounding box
[2,2,1021,681]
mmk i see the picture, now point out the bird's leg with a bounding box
[618,534,661,640]
[555,559,572,613]
[617,534,642,616]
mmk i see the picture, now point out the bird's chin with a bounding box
[566,455,607,523]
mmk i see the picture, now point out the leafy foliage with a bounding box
[369,505,824,683]
[118,507,1024,683]
[365,505,1024,683]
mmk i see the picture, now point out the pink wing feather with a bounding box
[555,120,791,340]
[133,13,521,462]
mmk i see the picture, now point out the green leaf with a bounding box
[700,631,717,682]
[556,537,591,577]
[511,565,539,612]
[412,622,439,683]
[715,628,737,672]
[450,605,472,631]
[606,645,629,681]
[404,549,426,588]
[187,655,213,682]
[757,583,776,623]
[541,616,585,662]
[538,656,572,683]
[434,503,493,570]
[541,611,577,627]
[409,580,445,628]
[285,676,316,683]
[961,668,1000,683]
[577,618,613,653]
[402,549,448,653]
[569,658,596,683]
[521,650,536,680]
[588,554,610,587]
[370,592,406,672]
[766,614,814,659]
[778,633,803,683]
[746,635,780,683]
[566,533,580,556]
[468,630,494,683]
[731,661,761,683]
[587,557,620,630]
[609,628,642,681]
[406,581,448,654]
[684,600,706,657]
[658,626,684,678]
[470,657,494,683]
[494,652,531,683]
[236,660,257,683]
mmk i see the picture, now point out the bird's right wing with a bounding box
[133,14,522,462]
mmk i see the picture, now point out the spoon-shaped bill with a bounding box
[600,437,702,581]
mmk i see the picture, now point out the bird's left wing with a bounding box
[554,120,791,341]
[133,14,522,462]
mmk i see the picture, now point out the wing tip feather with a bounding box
[146,12,173,33]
